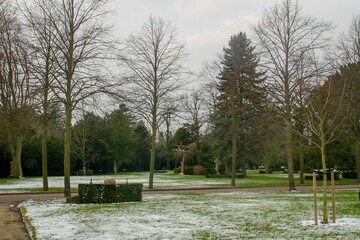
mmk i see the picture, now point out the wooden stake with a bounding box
[331,170,336,223]
[313,172,318,225]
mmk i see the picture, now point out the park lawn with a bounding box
[0,170,358,193]
[20,189,360,239]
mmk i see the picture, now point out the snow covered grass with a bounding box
[1,170,357,193]
[21,189,360,239]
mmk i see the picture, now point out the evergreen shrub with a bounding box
[77,183,142,204]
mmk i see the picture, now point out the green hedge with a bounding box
[77,183,143,204]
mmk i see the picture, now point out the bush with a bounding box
[183,166,193,175]
[205,168,217,175]
[343,172,357,179]
[173,168,181,174]
[193,165,205,175]
[77,183,143,204]
[77,169,93,176]
[154,170,168,173]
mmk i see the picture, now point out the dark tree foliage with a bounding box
[211,32,265,181]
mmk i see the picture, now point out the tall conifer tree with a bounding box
[213,32,265,186]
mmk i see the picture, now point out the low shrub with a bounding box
[77,183,143,204]
[154,170,168,173]
[193,165,205,175]
[174,168,181,174]
[183,166,193,175]
[205,168,217,175]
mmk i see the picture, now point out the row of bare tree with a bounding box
[0,0,359,214]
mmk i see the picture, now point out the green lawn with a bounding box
[0,170,358,193]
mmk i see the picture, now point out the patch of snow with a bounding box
[20,191,360,239]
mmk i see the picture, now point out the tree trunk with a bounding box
[231,113,237,186]
[149,120,156,189]
[299,143,305,184]
[321,140,328,224]
[42,131,49,191]
[241,160,247,176]
[64,104,72,197]
[286,121,296,190]
[10,137,24,178]
[82,138,86,175]
[356,140,360,183]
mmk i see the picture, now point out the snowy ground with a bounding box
[20,190,360,239]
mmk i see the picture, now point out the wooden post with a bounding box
[331,170,336,223]
[313,172,318,225]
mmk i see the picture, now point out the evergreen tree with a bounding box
[212,32,265,185]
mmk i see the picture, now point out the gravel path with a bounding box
[0,184,358,240]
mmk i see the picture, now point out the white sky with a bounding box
[110,0,360,73]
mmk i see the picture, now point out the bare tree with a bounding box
[0,0,35,178]
[338,14,360,65]
[19,0,61,191]
[337,15,360,183]
[31,0,118,197]
[120,15,187,189]
[181,90,206,143]
[73,109,91,175]
[252,0,332,190]
[294,73,346,224]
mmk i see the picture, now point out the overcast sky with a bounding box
[110,0,360,74]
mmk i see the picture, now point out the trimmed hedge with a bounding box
[78,183,143,204]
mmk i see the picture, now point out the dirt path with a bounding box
[0,184,358,240]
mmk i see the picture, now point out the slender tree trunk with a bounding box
[42,130,49,191]
[299,142,305,184]
[64,103,72,197]
[149,117,156,189]
[356,140,360,183]
[15,137,23,178]
[286,121,296,190]
[82,138,86,175]
[285,78,295,190]
[321,138,328,224]
[231,112,237,186]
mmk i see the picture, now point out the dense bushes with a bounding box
[76,183,143,204]
[173,165,205,175]
[342,172,357,179]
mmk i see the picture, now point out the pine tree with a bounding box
[212,32,265,186]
